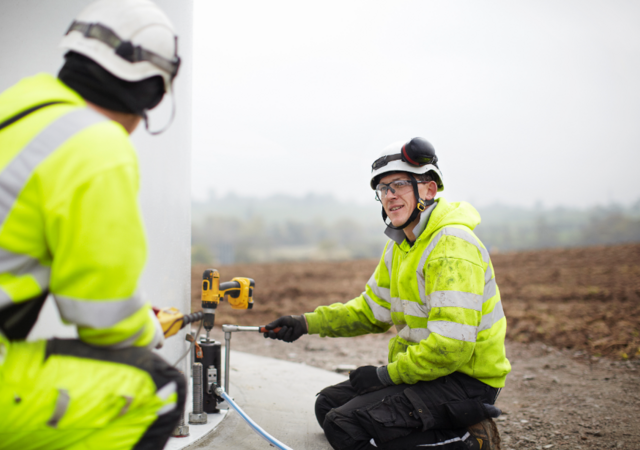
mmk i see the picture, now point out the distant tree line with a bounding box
[192,195,640,264]
[476,203,640,253]
[192,215,386,265]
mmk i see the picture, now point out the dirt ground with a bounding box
[192,243,640,449]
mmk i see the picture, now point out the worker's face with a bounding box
[378,173,437,227]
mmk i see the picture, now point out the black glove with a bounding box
[349,365,389,394]
[263,315,308,343]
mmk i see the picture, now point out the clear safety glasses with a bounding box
[375,179,428,201]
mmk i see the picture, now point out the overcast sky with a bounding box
[191,0,640,209]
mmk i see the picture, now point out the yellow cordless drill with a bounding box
[201,269,255,339]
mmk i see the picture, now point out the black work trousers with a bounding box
[315,372,499,450]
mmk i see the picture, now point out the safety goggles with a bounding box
[371,137,438,170]
[66,21,181,80]
[375,179,428,201]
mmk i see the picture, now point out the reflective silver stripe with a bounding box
[367,273,390,302]
[417,227,491,305]
[483,278,497,302]
[383,241,394,278]
[399,325,431,343]
[416,231,443,305]
[363,293,392,324]
[0,287,12,308]
[427,320,478,342]
[415,228,453,305]
[479,301,505,332]
[485,264,493,283]
[429,290,483,312]
[54,292,144,328]
[417,432,471,447]
[440,228,490,263]
[0,249,50,290]
[0,249,34,273]
[409,227,498,344]
[0,108,106,301]
[157,381,177,400]
[156,381,178,414]
[31,265,51,289]
[47,388,70,428]
[0,108,106,220]
[391,297,429,317]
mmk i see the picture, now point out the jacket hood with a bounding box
[0,73,85,123]
[421,197,481,240]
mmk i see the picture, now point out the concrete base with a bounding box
[175,350,347,450]
[165,401,228,450]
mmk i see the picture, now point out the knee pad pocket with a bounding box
[444,399,489,428]
[353,393,424,444]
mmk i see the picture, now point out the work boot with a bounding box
[467,418,501,450]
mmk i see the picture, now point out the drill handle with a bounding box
[219,280,241,292]
[181,311,204,328]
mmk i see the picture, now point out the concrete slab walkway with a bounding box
[183,350,347,450]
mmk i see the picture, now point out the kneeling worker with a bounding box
[265,138,511,450]
[0,1,185,449]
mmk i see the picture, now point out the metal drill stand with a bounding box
[195,334,222,413]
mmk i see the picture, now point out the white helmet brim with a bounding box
[370,140,444,191]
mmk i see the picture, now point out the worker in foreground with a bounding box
[0,1,185,449]
[265,137,511,450]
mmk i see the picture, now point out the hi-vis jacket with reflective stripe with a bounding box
[0,74,159,348]
[305,198,511,388]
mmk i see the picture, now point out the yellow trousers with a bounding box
[0,339,185,450]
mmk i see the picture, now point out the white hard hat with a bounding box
[370,138,444,192]
[60,0,180,91]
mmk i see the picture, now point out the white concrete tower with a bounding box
[0,0,193,376]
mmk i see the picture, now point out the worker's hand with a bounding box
[349,365,391,395]
[263,315,308,343]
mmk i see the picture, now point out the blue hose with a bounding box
[217,388,294,450]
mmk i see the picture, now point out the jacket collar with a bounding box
[384,202,437,246]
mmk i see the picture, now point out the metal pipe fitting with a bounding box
[224,330,231,394]
[220,324,264,395]
[221,324,260,332]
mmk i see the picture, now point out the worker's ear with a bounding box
[420,180,438,201]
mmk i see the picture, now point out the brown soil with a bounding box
[192,243,640,449]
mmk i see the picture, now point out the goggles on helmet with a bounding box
[371,137,438,171]
[66,21,181,81]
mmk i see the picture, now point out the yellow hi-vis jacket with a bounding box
[305,198,511,388]
[0,73,161,349]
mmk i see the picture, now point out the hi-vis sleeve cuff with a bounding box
[304,311,322,335]
[73,302,159,349]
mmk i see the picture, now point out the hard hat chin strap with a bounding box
[381,175,434,231]
[142,88,176,135]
